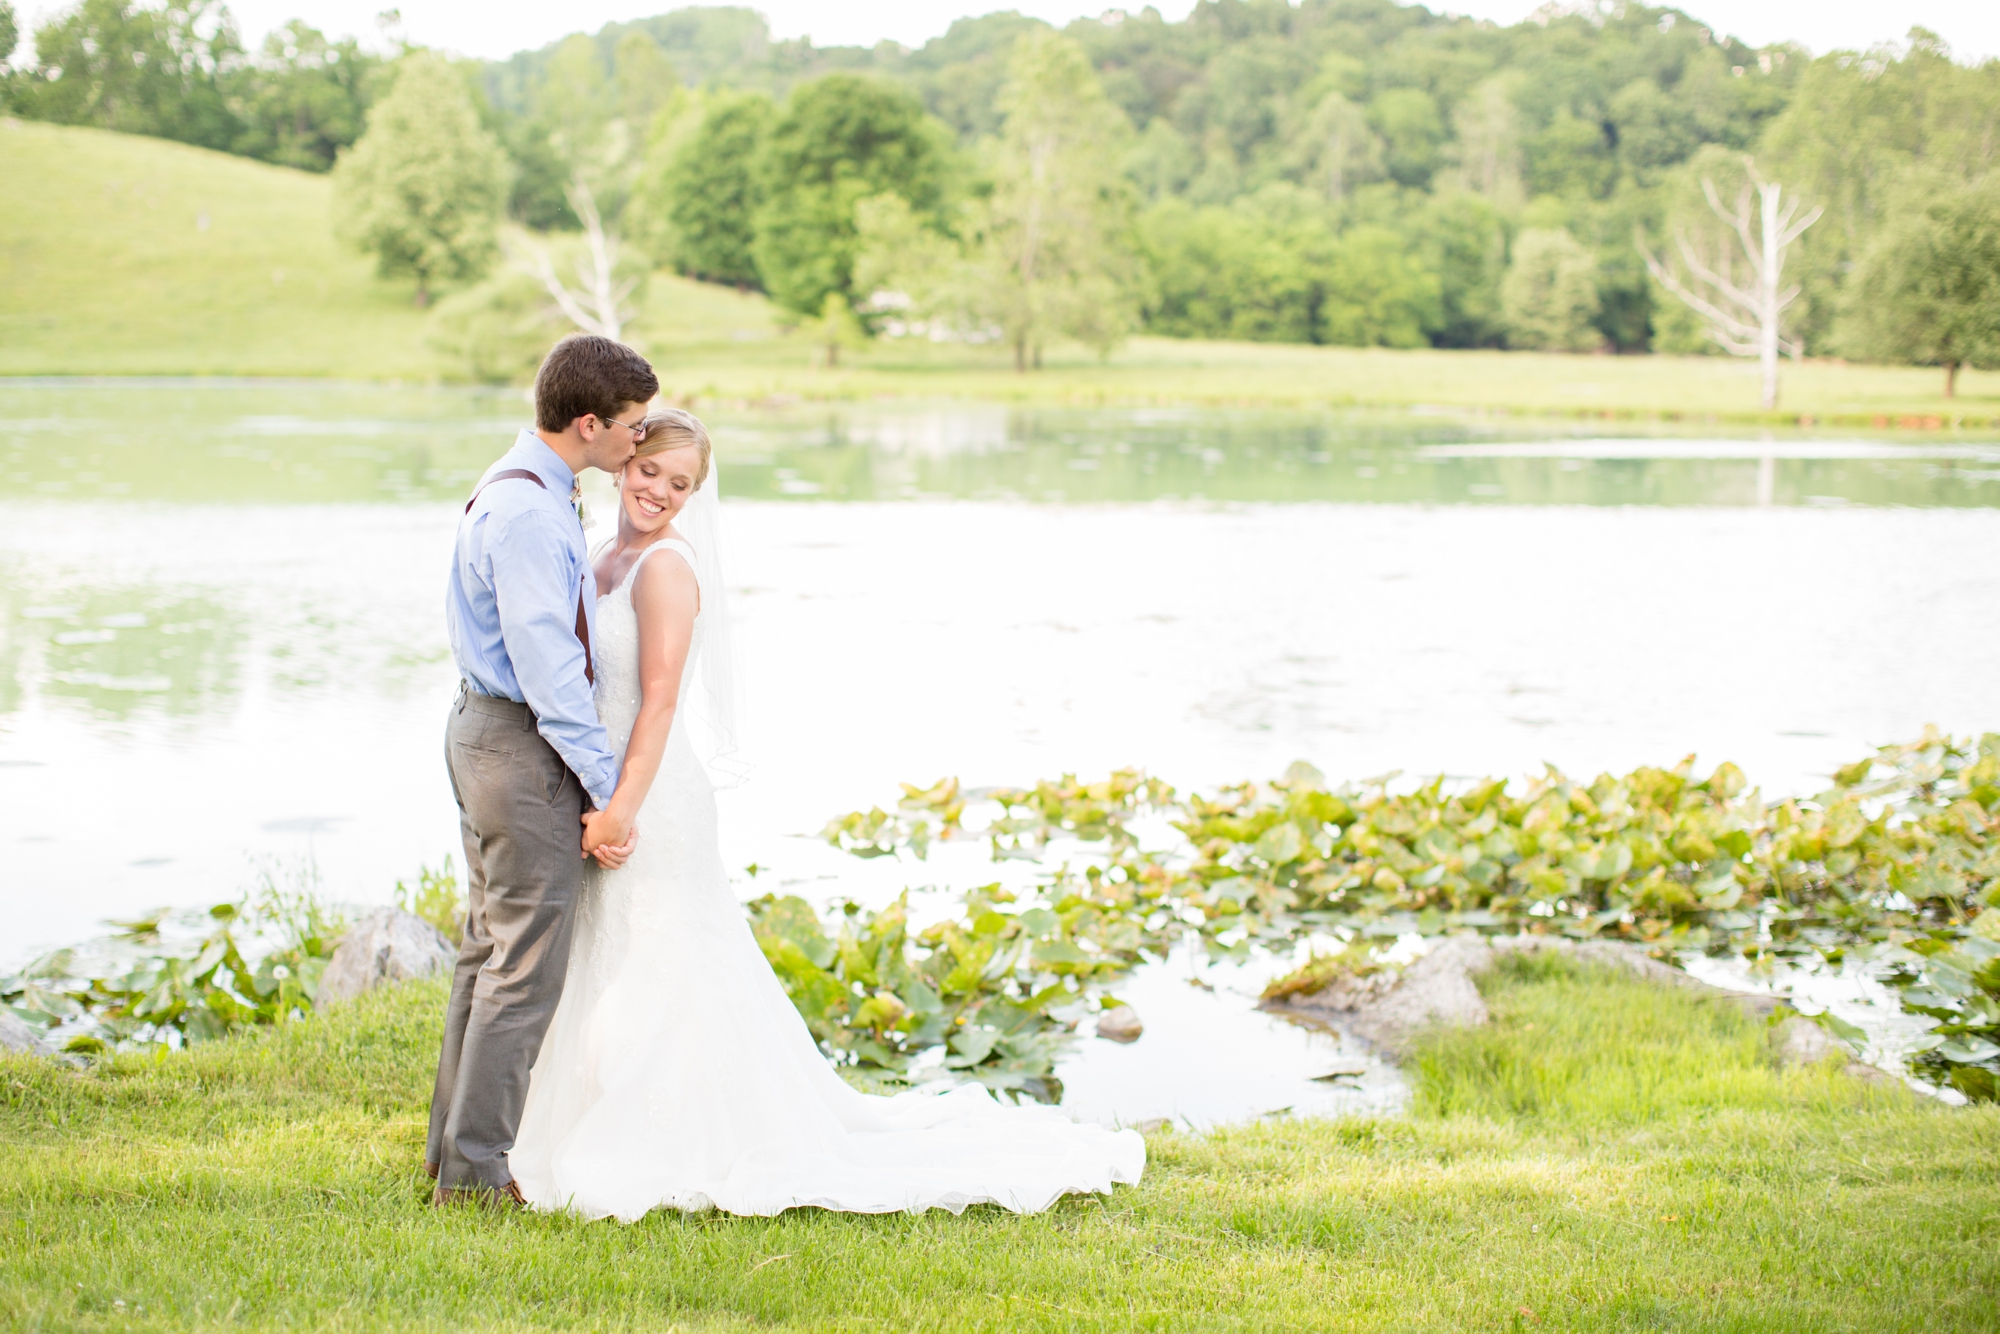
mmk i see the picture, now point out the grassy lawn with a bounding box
[4,954,1993,1332]
[4,117,1998,425]
[651,336,2000,428]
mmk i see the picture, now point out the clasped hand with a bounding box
[581,808,639,868]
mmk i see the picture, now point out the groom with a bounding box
[427,333,658,1206]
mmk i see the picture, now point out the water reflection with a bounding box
[5,383,1998,508]
[1055,945,1409,1129]
[9,590,238,718]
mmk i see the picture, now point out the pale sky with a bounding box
[14,0,2000,65]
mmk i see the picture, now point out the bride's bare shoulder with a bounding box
[629,540,699,612]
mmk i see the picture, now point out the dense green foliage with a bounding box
[0,4,16,87]
[1499,226,1601,351]
[9,965,1989,1331]
[1840,177,2000,397]
[856,31,1142,366]
[18,0,242,153]
[749,74,952,318]
[661,89,770,285]
[10,116,1994,408]
[13,0,2000,367]
[10,0,385,171]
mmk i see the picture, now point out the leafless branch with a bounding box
[504,174,634,340]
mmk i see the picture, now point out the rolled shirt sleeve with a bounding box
[486,509,620,809]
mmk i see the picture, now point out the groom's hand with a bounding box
[581,808,638,867]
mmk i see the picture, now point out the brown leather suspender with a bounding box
[465,469,594,685]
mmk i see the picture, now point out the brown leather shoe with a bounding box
[431,1180,530,1211]
[424,1161,439,1181]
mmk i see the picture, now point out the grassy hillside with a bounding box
[0,120,439,379]
[4,955,1995,1331]
[3,119,1996,427]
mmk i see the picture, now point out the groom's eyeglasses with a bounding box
[599,414,648,441]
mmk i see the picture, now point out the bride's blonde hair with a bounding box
[634,407,712,489]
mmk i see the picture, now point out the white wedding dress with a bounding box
[512,537,1144,1221]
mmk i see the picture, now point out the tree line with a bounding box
[4,0,1998,387]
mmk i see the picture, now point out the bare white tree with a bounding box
[506,176,638,341]
[1638,159,1823,410]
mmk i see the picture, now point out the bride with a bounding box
[510,408,1144,1222]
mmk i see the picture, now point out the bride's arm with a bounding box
[580,550,699,862]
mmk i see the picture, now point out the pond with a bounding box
[4,381,1998,1119]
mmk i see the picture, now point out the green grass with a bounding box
[0,120,435,379]
[5,957,1994,1332]
[657,336,2000,429]
[1411,951,1867,1124]
[4,117,1999,426]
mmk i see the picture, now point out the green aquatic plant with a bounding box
[820,729,2000,1098]
[746,873,1174,1104]
[2,862,348,1053]
[1884,922,2000,1101]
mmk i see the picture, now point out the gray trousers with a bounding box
[427,686,585,1192]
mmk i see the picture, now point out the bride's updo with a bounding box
[634,407,712,490]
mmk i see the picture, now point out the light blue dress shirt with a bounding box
[446,430,619,810]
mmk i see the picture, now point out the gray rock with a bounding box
[1771,1014,1847,1065]
[1265,937,1496,1055]
[318,908,456,1005]
[1096,1005,1144,1043]
[1346,936,1495,1054]
[0,1009,53,1056]
[1771,1015,1895,1083]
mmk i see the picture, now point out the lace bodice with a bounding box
[592,536,704,768]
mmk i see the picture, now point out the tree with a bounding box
[661,91,773,286]
[752,74,951,319]
[503,32,677,338]
[1640,152,1821,409]
[1134,195,1331,345]
[975,30,1142,369]
[810,292,869,367]
[1367,87,1445,190]
[332,53,510,307]
[1501,228,1601,352]
[1413,192,1508,348]
[1445,74,1524,209]
[23,0,243,151]
[859,32,1143,369]
[505,181,645,339]
[230,21,381,172]
[0,3,20,106]
[1286,91,1382,202]
[1839,180,2000,397]
[1319,226,1441,349]
[1757,29,2000,353]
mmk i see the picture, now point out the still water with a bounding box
[5,381,1998,1121]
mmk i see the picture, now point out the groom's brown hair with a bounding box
[533,334,659,432]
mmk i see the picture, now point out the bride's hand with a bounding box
[592,827,637,869]
[581,808,638,867]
